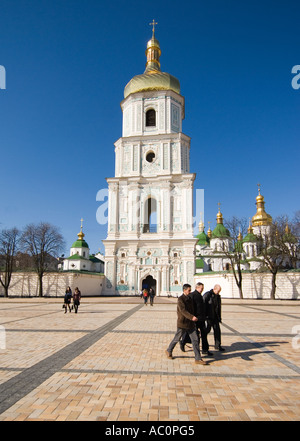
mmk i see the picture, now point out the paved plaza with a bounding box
[0,296,299,421]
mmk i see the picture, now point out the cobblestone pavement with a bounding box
[0,296,299,421]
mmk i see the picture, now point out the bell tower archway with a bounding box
[141,274,157,294]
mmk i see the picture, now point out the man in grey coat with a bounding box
[166,284,207,365]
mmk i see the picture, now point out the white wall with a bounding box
[194,272,300,299]
[0,272,105,297]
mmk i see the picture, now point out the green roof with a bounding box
[67,253,102,263]
[243,232,258,243]
[234,240,244,253]
[89,255,102,263]
[196,231,210,246]
[283,233,297,244]
[211,223,230,238]
[71,239,89,249]
[196,258,205,269]
[66,254,89,261]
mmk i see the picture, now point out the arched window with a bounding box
[146,109,156,127]
[143,197,157,233]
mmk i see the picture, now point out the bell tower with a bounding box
[102,24,197,296]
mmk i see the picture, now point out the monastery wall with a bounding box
[194,271,300,300]
[1,271,299,299]
[0,272,105,297]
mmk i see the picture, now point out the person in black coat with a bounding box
[180,283,212,356]
[203,284,225,351]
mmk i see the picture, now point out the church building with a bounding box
[195,187,274,273]
[63,220,104,273]
[102,24,197,296]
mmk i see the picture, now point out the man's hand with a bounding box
[192,316,198,322]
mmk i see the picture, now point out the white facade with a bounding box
[121,90,184,139]
[103,37,197,296]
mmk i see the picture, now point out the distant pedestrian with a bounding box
[166,284,207,365]
[73,287,81,314]
[149,287,155,306]
[64,286,72,313]
[203,284,225,351]
[142,288,148,305]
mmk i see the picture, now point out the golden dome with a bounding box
[247,218,254,234]
[77,218,85,240]
[207,222,212,238]
[124,23,180,99]
[198,219,204,233]
[216,202,223,224]
[252,186,272,227]
[124,72,180,99]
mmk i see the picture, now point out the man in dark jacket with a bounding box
[166,284,207,365]
[180,282,212,356]
[203,284,225,351]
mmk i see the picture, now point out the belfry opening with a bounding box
[142,275,157,294]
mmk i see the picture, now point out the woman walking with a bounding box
[142,288,148,306]
[73,287,81,313]
[64,286,72,313]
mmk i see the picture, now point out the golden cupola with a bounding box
[124,21,180,99]
[252,185,272,227]
[71,218,89,249]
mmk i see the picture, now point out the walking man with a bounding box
[149,287,155,306]
[166,284,207,365]
[180,282,212,356]
[203,284,225,351]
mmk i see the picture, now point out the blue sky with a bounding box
[0,0,299,255]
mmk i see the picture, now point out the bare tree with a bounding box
[21,222,65,297]
[223,216,248,299]
[273,215,300,270]
[255,215,299,299]
[0,228,20,297]
[292,210,300,237]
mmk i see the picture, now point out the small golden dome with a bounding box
[247,218,254,234]
[124,23,180,99]
[198,220,204,233]
[207,221,212,238]
[252,186,272,227]
[216,202,223,224]
[77,218,85,240]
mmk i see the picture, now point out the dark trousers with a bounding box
[74,300,80,313]
[182,321,209,353]
[167,327,202,360]
[206,319,221,349]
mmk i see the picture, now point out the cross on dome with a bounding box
[149,19,158,36]
[257,182,261,195]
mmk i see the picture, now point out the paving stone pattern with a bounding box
[0,297,299,421]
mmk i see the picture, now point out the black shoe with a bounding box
[179,341,185,352]
[216,346,225,351]
[202,350,213,357]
